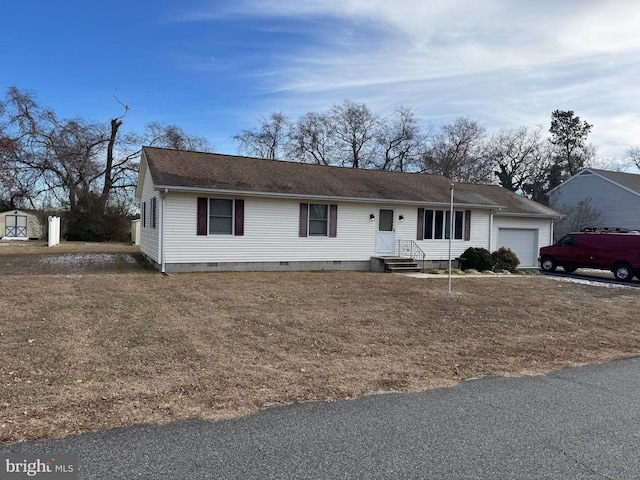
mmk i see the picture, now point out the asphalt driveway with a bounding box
[2,357,640,479]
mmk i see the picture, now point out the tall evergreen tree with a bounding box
[549,109,593,181]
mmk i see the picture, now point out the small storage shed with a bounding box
[0,210,43,240]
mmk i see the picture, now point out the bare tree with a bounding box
[624,146,640,171]
[375,106,424,171]
[1,87,112,211]
[0,85,209,239]
[486,125,545,193]
[553,198,602,241]
[329,100,380,168]
[288,112,333,165]
[421,117,489,182]
[144,122,211,152]
[233,112,289,159]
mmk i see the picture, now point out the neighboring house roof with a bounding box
[549,168,640,198]
[140,147,560,217]
[456,183,561,217]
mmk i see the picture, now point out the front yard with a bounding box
[1,243,639,443]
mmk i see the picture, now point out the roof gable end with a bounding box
[549,168,640,199]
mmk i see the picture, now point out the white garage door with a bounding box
[497,228,538,267]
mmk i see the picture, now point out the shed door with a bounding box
[376,209,395,254]
[4,215,27,238]
[497,228,538,267]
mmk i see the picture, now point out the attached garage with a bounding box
[497,228,539,267]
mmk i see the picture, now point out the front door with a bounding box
[4,215,27,238]
[376,208,395,254]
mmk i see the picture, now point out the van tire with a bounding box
[540,256,557,272]
[613,262,633,281]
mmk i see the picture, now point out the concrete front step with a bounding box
[382,257,422,273]
[388,266,422,273]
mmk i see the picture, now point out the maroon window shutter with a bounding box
[299,203,308,237]
[329,204,338,237]
[464,210,472,241]
[417,208,424,240]
[142,202,146,228]
[234,199,244,236]
[197,197,208,235]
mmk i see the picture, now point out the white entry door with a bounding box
[376,208,395,254]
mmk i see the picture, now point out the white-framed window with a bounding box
[209,198,233,235]
[299,203,337,238]
[308,204,328,236]
[422,209,470,241]
[197,197,244,236]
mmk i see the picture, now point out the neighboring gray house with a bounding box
[136,147,561,272]
[549,168,640,237]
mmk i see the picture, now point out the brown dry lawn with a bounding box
[1,241,640,444]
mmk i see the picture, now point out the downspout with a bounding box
[161,189,168,274]
[489,210,494,251]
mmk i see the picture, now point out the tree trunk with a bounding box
[98,118,122,213]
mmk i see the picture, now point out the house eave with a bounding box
[493,211,562,219]
[153,184,504,210]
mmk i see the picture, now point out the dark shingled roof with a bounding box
[142,147,560,217]
[588,169,640,196]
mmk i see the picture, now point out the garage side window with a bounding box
[420,209,471,240]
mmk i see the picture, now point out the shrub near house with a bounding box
[461,246,520,273]
[492,247,520,273]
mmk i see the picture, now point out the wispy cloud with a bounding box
[181,0,640,159]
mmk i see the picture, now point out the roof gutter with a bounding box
[494,211,562,219]
[153,185,504,210]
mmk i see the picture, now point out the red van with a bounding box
[539,230,640,281]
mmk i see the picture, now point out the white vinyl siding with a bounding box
[139,186,555,269]
[139,163,160,262]
[162,194,376,265]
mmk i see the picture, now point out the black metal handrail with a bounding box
[396,240,426,270]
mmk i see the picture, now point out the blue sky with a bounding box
[2,0,640,164]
